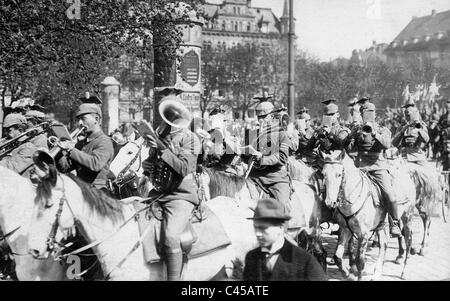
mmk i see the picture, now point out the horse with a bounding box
[109,138,151,198]
[26,171,260,280]
[0,166,68,281]
[203,166,329,271]
[386,148,442,256]
[321,150,416,280]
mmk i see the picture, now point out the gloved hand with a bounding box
[145,134,167,151]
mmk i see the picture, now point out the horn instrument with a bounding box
[45,125,87,162]
[0,122,51,159]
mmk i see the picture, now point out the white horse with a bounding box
[0,166,68,280]
[110,138,150,179]
[321,150,416,280]
[27,171,258,280]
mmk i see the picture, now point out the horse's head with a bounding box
[320,150,345,208]
[110,142,144,177]
[28,176,77,260]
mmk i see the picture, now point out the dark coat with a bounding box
[243,239,327,281]
[57,129,114,189]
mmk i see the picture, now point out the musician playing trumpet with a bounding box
[55,103,114,190]
[392,99,429,166]
[0,113,38,176]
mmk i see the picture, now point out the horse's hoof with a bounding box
[410,248,417,255]
[394,256,403,265]
[347,274,358,281]
[419,249,426,256]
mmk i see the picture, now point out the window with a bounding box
[233,7,236,14]
[239,22,242,31]
[247,22,251,32]
[222,21,225,30]
[235,22,238,31]
[238,7,241,14]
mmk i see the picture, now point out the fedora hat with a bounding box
[248,198,291,221]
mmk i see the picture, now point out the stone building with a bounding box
[202,0,290,50]
[384,9,450,68]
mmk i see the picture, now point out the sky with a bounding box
[208,0,450,61]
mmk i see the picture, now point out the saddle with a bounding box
[133,201,231,264]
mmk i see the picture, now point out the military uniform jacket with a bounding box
[57,130,114,189]
[392,121,429,162]
[0,140,37,175]
[346,124,391,170]
[249,123,289,185]
[145,128,201,205]
[243,239,327,281]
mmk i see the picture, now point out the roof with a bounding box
[386,9,450,51]
[394,10,450,41]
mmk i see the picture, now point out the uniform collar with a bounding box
[86,129,103,142]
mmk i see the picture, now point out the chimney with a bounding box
[431,9,436,16]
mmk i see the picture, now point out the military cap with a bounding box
[357,96,371,105]
[402,98,416,108]
[360,102,376,112]
[25,110,46,120]
[255,101,274,117]
[79,92,102,104]
[321,98,338,105]
[299,112,311,120]
[3,113,27,128]
[247,198,291,221]
[253,91,272,101]
[348,98,357,107]
[297,106,309,115]
[209,105,227,116]
[75,103,102,118]
[323,103,339,115]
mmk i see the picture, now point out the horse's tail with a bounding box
[407,164,441,209]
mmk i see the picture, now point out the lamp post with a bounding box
[288,0,295,122]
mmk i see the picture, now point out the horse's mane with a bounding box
[35,170,124,223]
[204,167,246,199]
[66,174,124,223]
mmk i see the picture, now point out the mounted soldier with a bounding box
[246,94,291,212]
[296,108,315,163]
[204,105,242,175]
[55,102,114,190]
[24,110,49,150]
[345,101,402,238]
[141,94,202,281]
[392,99,429,166]
[0,113,38,176]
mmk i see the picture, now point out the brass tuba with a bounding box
[139,98,192,193]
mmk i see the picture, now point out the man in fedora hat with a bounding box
[243,198,326,281]
[56,103,114,190]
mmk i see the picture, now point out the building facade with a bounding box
[384,9,450,68]
[202,0,290,49]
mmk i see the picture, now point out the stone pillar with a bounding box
[153,3,203,128]
[101,76,120,135]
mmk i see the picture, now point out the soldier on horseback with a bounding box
[141,94,201,281]
[246,96,291,212]
[346,101,402,238]
[392,99,429,166]
[55,103,114,190]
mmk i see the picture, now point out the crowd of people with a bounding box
[0,89,449,281]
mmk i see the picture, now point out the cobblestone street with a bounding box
[324,213,450,281]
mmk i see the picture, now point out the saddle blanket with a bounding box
[133,202,231,263]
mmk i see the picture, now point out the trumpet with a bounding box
[46,125,86,158]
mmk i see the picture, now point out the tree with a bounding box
[0,0,204,122]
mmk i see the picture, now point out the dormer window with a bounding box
[402,40,408,46]
[261,23,268,33]
[424,35,431,42]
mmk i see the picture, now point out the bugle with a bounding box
[46,125,86,158]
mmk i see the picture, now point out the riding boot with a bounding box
[166,251,183,281]
[385,201,401,238]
